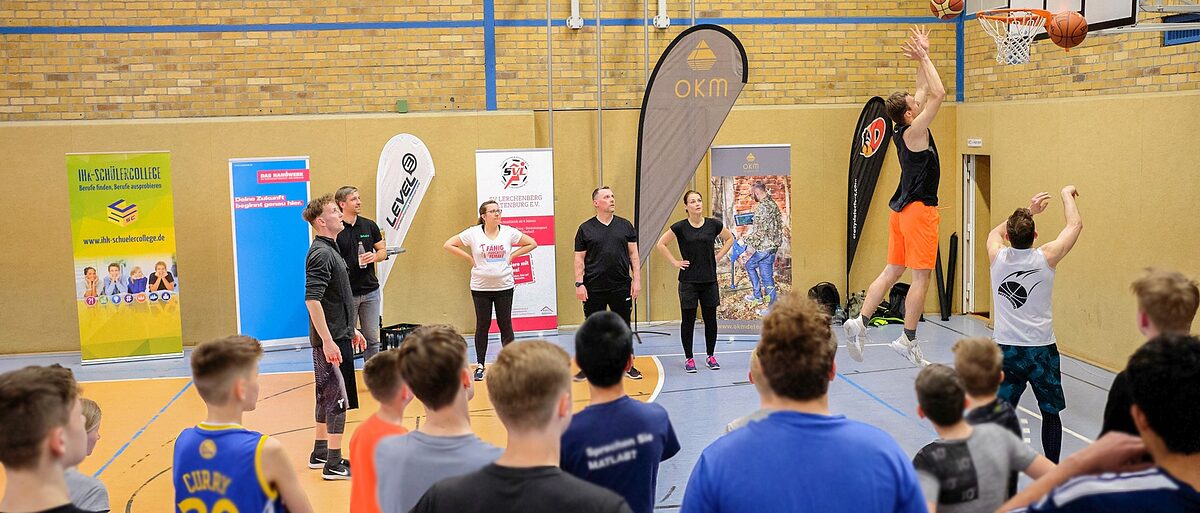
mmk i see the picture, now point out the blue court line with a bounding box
[0,15,958,35]
[956,14,965,102]
[494,18,648,27]
[698,16,952,25]
[0,20,481,34]
[483,0,496,111]
[93,380,192,478]
[837,372,937,435]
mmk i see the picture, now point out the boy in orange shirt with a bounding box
[349,348,413,513]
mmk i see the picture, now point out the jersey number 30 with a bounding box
[178,497,239,513]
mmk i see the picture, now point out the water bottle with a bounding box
[358,241,368,269]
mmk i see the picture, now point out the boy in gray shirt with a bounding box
[375,325,502,513]
[65,468,108,512]
[912,364,1055,513]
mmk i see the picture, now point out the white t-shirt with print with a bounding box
[458,224,523,291]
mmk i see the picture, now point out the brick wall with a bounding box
[2,0,959,120]
[963,10,1200,101]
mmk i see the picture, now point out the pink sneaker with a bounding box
[684,358,697,373]
[706,355,721,370]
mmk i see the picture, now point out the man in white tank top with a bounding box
[986,186,1082,464]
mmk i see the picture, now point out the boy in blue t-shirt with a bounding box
[681,293,926,513]
[561,311,680,513]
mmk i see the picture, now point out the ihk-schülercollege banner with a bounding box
[68,151,183,363]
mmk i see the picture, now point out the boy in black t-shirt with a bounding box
[954,338,1022,437]
[1100,269,1198,438]
[574,186,643,381]
[410,340,633,513]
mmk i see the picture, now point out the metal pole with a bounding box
[547,0,554,147]
[596,0,603,186]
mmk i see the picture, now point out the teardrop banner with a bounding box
[635,25,748,265]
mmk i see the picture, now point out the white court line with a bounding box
[648,355,666,403]
[1017,405,1094,444]
[651,344,892,359]
[81,375,190,384]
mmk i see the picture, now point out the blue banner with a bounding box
[229,157,311,346]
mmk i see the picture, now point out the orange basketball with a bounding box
[1047,11,1088,49]
[929,0,964,19]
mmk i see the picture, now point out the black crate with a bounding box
[381,323,420,350]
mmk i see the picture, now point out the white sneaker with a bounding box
[889,334,929,367]
[842,317,866,362]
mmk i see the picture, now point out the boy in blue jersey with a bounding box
[0,365,91,513]
[1002,334,1200,513]
[174,336,314,513]
[561,312,680,513]
[681,292,926,513]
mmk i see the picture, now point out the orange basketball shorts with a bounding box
[887,201,940,270]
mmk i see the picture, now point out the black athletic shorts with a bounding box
[679,281,720,309]
[312,341,358,424]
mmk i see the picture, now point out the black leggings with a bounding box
[1042,411,1063,464]
[681,305,718,360]
[472,288,515,365]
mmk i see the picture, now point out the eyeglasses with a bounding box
[486,209,502,214]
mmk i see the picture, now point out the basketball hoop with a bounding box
[977,8,1051,65]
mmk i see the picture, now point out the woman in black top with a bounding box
[655,190,734,373]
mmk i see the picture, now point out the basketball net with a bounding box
[978,9,1051,65]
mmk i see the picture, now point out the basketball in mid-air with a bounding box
[1047,11,1088,49]
[930,0,964,20]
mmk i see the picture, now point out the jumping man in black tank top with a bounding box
[844,26,946,367]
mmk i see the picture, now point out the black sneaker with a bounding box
[625,366,643,380]
[573,370,587,382]
[308,450,326,469]
[474,365,485,381]
[322,459,351,481]
[309,451,350,470]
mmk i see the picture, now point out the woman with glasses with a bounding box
[443,200,538,380]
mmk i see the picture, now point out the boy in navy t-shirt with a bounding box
[561,312,680,513]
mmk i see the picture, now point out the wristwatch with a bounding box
[575,281,584,287]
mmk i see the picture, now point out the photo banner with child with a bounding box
[475,148,558,334]
[67,151,183,363]
[710,144,792,337]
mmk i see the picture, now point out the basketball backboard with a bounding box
[968,0,1139,37]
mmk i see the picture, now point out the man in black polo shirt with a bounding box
[573,186,643,381]
[335,185,387,361]
[302,193,365,480]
